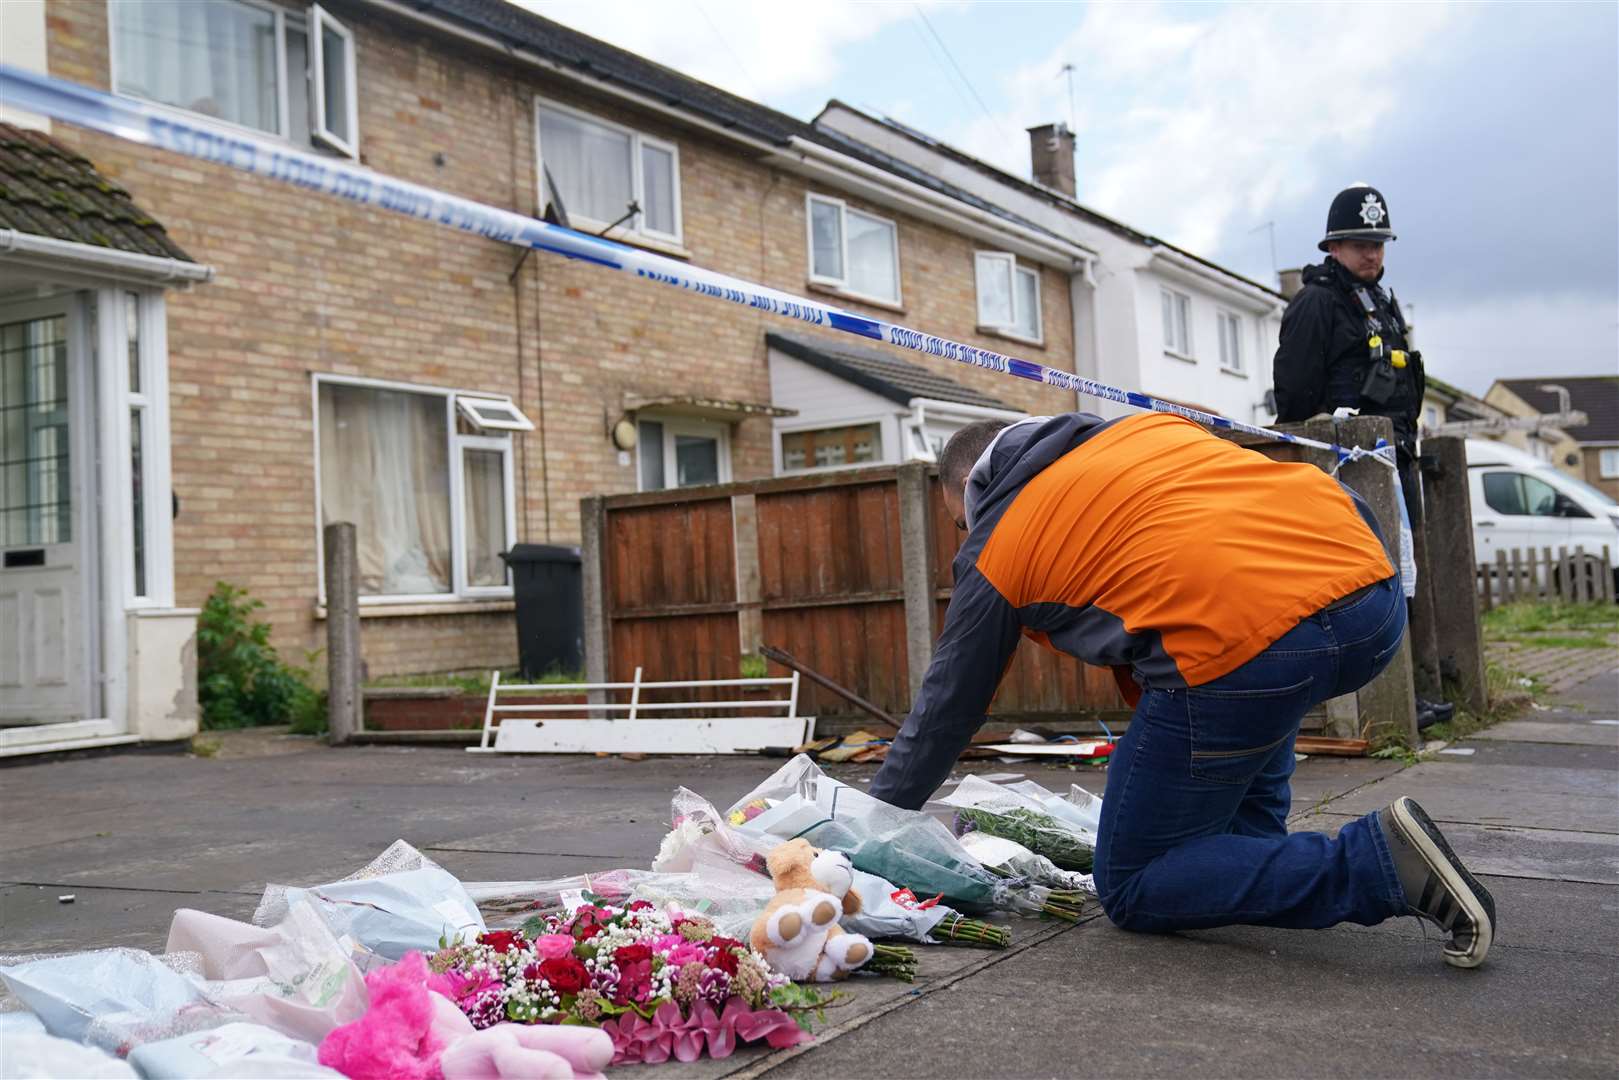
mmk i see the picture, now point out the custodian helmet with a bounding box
[1318,184,1397,251]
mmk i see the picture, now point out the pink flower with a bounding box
[666,942,707,967]
[533,933,577,960]
[651,933,685,954]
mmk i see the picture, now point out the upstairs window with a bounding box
[537,101,682,243]
[807,195,901,305]
[1600,448,1619,479]
[975,252,1043,342]
[1216,310,1244,374]
[1161,287,1193,359]
[111,1,359,156]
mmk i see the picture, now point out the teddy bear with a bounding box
[748,838,874,982]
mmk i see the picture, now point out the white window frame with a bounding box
[456,394,535,432]
[112,289,175,610]
[805,193,902,306]
[453,433,518,598]
[106,0,359,158]
[974,251,1043,344]
[309,2,360,157]
[310,373,525,605]
[534,97,684,246]
[774,414,893,476]
[1216,308,1245,375]
[1598,448,1619,479]
[634,416,732,492]
[1161,287,1193,360]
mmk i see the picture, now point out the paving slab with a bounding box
[0,883,260,955]
[1323,876,1619,956]
[762,919,1619,1080]
[1325,762,1618,832]
[1425,738,1617,770]
[1473,718,1619,746]
[1293,812,1619,886]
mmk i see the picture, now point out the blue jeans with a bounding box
[1094,576,1409,932]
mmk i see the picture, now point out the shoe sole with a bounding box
[1392,796,1495,968]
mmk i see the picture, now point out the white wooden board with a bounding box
[477,716,816,755]
[979,741,1111,757]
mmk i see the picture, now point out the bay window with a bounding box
[110,0,359,156]
[975,252,1043,342]
[807,195,901,305]
[536,100,682,243]
[314,378,529,601]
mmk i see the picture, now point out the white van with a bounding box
[1466,438,1619,593]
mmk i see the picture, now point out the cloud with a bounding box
[512,0,929,102]
[1414,293,1618,396]
[933,2,1468,256]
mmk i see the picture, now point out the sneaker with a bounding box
[1378,796,1496,968]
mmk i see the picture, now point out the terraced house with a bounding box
[0,0,1089,753]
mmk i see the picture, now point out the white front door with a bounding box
[0,299,95,725]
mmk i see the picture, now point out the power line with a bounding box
[913,5,1011,141]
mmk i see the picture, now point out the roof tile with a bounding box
[0,123,194,262]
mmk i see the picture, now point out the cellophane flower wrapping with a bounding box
[720,755,1049,916]
[939,776,1101,875]
[253,841,485,964]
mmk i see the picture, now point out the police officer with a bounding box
[1273,184,1453,728]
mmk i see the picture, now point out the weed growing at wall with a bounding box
[198,582,325,731]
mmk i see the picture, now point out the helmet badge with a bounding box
[1359,193,1387,227]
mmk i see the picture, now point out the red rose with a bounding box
[478,930,521,954]
[613,943,652,967]
[627,900,654,912]
[711,946,739,975]
[538,956,590,995]
[613,958,653,1005]
[574,922,603,941]
[709,936,741,953]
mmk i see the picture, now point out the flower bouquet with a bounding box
[427,900,835,1065]
[721,756,1086,922]
[941,776,1100,873]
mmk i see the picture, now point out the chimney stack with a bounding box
[1027,123,1076,197]
[1278,268,1305,300]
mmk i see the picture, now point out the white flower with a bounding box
[652,820,708,872]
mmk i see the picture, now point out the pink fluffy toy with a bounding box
[318,951,615,1080]
[318,951,474,1080]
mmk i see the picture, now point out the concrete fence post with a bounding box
[1422,437,1489,714]
[897,463,937,705]
[323,521,361,745]
[580,496,610,716]
[1302,417,1420,746]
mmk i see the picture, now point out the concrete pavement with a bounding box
[2,670,1615,1077]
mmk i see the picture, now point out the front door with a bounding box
[0,300,95,725]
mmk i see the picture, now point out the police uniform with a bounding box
[1271,186,1452,728]
[1272,185,1425,511]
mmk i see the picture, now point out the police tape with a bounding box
[1,64,1393,468]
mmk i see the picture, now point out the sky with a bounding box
[517,1,1619,396]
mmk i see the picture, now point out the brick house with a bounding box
[0,0,1084,750]
[1488,377,1619,499]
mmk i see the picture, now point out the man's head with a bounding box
[1317,184,1396,277]
[938,420,1009,531]
[1326,238,1386,282]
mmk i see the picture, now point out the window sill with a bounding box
[805,280,905,314]
[313,598,515,620]
[114,89,359,162]
[583,220,692,260]
[978,325,1045,350]
[1165,350,1197,364]
[1218,365,1249,379]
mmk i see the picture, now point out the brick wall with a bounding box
[46,0,1076,677]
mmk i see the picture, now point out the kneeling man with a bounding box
[870,412,1494,968]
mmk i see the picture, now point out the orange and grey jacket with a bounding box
[869,411,1395,809]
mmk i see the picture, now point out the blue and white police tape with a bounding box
[1,64,1393,468]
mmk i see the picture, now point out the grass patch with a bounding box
[1505,634,1614,650]
[1482,600,1618,638]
